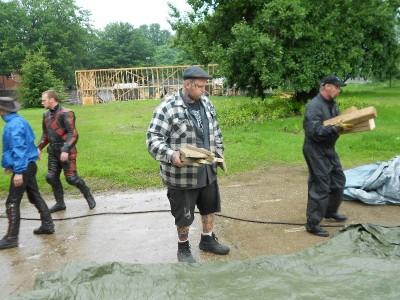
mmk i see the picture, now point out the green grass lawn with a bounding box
[0,80,399,197]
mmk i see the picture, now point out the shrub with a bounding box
[16,50,65,108]
[218,95,303,128]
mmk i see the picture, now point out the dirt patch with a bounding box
[1,165,399,298]
[218,165,400,259]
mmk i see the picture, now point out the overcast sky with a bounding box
[74,0,191,31]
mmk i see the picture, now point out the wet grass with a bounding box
[0,79,399,197]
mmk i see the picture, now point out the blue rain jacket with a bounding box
[2,113,38,174]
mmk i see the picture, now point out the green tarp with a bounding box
[7,224,400,300]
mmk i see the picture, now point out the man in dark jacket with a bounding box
[0,97,54,249]
[303,75,353,237]
[38,90,96,213]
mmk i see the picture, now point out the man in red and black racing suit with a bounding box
[37,90,96,213]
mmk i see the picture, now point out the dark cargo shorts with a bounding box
[167,180,221,228]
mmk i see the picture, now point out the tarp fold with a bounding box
[344,155,400,205]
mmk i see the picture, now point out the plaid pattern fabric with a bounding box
[146,91,224,188]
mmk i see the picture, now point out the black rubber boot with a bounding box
[177,241,196,263]
[68,175,96,209]
[81,186,96,209]
[33,225,55,235]
[49,181,66,213]
[0,236,18,249]
[0,205,19,250]
[33,199,55,235]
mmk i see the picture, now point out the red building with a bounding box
[0,73,20,90]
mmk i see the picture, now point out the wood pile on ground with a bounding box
[179,145,227,172]
[323,106,377,134]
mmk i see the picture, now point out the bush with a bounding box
[218,95,303,128]
[16,50,65,108]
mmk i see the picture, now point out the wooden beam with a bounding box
[323,106,377,126]
[341,119,376,134]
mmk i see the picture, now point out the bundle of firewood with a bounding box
[179,145,227,172]
[323,106,377,134]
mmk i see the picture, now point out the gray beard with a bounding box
[181,88,198,103]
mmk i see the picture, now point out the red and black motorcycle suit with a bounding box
[37,104,91,199]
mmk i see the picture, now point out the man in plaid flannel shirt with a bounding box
[146,66,230,263]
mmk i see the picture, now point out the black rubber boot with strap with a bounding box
[0,205,19,250]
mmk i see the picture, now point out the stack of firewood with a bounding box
[323,106,377,134]
[179,145,227,172]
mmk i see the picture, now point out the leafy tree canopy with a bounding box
[0,0,92,87]
[1,0,186,87]
[139,24,172,46]
[88,22,155,69]
[170,0,400,99]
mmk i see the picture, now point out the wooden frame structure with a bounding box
[75,64,222,105]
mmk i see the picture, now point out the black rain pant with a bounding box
[303,142,346,228]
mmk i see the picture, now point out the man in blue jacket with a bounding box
[0,97,54,249]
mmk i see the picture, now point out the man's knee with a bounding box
[65,174,83,186]
[46,173,60,185]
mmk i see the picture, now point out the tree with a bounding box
[16,50,65,108]
[170,0,400,100]
[89,22,155,69]
[0,0,29,75]
[0,0,92,87]
[153,44,195,66]
[139,24,172,46]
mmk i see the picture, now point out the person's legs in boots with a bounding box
[0,204,20,249]
[63,149,95,209]
[305,176,330,237]
[65,173,96,209]
[176,226,196,263]
[32,197,55,234]
[303,146,330,237]
[197,181,230,255]
[325,168,347,222]
[198,213,230,254]
[0,176,24,249]
[167,187,196,263]
[26,163,54,234]
[46,173,66,213]
[47,149,66,213]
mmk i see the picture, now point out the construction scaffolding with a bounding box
[75,64,223,105]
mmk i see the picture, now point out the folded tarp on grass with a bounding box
[7,224,400,300]
[344,155,400,205]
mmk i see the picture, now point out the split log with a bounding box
[341,119,376,134]
[179,145,226,172]
[323,106,377,126]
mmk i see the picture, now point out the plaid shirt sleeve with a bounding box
[146,99,175,163]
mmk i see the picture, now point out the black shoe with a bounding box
[177,241,196,263]
[325,213,347,222]
[33,225,55,235]
[199,233,230,255]
[0,236,18,249]
[49,203,66,213]
[305,225,329,237]
[85,194,96,209]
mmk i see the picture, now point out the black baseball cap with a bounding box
[320,75,347,87]
[183,66,212,80]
